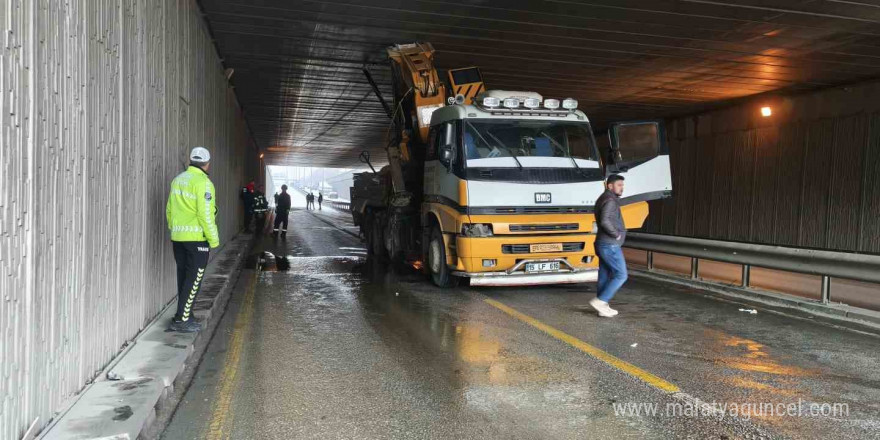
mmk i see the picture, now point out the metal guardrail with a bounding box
[327,200,351,211]
[625,232,880,304]
[292,187,350,211]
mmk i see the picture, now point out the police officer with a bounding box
[253,184,269,233]
[166,147,220,332]
[274,184,292,237]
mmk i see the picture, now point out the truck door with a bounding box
[601,120,672,204]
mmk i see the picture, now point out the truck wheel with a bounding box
[428,225,459,288]
[370,213,387,259]
[364,216,378,256]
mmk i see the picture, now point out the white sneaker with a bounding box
[589,298,617,318]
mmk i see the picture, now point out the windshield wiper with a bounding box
[486,131,524,171]
[465,120,523,170]
[540,130,584,175]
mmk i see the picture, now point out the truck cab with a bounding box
[420,90,671,286]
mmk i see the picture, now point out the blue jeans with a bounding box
[595,243,628,302]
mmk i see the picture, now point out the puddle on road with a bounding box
[250,251,594,426]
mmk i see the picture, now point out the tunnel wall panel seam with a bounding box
[655,84,880,256]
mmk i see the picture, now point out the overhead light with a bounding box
[543,99,560,109]
[523,97,541,109]
[562,98,578,110]
[761,106,772,117]
[259,153,265,159]
[502,98,520,109]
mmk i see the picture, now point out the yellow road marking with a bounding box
[206,267,260,440]
[483,298,680,393]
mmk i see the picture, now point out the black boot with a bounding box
[169,318,202,333]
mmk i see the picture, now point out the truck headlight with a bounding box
[461,223,494,237]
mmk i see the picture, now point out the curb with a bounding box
[38,233,256,440]
[631,269,880,336]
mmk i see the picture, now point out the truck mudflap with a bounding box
[452,258,598,286]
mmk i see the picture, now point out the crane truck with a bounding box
[351,42,672,287]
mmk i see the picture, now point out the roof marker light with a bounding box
[482,96,500,108]
[523,97,541,109]
[502,98,520,109]
[543,98,560,109]
[562,98,578,110]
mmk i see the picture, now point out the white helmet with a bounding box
[190,146,211,162]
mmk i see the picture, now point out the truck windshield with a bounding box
[463,119,600,168]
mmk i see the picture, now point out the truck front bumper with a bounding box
[452,258,598,286]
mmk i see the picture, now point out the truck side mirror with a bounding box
[439,123,455,168]
[439,146,454,167]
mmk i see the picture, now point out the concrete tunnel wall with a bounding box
[0,0,257,438]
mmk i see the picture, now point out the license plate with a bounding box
[530,243,563,253]
[525,261,560,272]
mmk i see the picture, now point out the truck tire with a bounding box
[370,213,387,259]
[428,225,459,288]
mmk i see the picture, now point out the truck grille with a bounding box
[491,206,591,214]
[501,242,585,254]
[509,223,579,232]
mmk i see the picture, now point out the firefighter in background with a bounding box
[253,184,269,233]
[240,181,255,232]
[274,184,292,237]
[166,147,219,333]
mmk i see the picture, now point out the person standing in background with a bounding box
[318,192,323,210]
[253,184,269,233]
[240,181,255,232]
[274,185,292,237]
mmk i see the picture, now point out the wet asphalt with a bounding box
[162,194,880,440]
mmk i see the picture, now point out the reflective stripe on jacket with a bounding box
[166,166,220,248]
[253,192,269,213]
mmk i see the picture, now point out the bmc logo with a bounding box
[534,193,551,203]
[198,247,209,252]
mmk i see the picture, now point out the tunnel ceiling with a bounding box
[201,0,880,168]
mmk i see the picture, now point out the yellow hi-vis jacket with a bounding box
[166,166,220,248]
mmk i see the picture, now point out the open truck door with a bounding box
[599,120,672,204]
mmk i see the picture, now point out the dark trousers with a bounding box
[172,241,210,322]
[254,212,266,233]
[243,209,253,230]
[274,209,289,232]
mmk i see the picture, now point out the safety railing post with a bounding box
[741,264,750,288]
[690,257,699,279]
[821,275,831,304]
[646,251,654,271]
